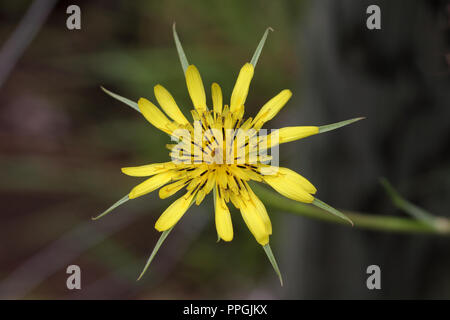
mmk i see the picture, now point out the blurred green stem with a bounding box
[251,184,450,235]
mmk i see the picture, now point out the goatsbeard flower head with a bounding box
[94,24,363,285]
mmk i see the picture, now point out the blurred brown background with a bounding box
[0,0,449,299]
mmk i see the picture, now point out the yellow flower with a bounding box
[95,25,363,284]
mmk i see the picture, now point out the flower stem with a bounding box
[251,183,450,235]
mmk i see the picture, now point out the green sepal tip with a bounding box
[101,86,140,113]
[312,198,354,226]
[250,27,273,67]
[318,117,365,134]
[137,228,173,281]
[263,243,283,286]
[172,22,189,74]
[92,194,129,220]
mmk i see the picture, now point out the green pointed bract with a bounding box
[318,117,365,134]
[137,227,173,281]
[101,86,140,113]
[92,194,129,220]
[250,27,273,67]
[263,244,283,286]
[172,23,189,74]
[380,178,437,228]
[312,198,353,226]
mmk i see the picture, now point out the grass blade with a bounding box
[137,228,173,280]
[92,195,129,220]
[172,23,189,74]
[101,86,140,113]
[318,117,365,134]
[263,244,283,286]
[250,27,273,67]
[312,198,354,226]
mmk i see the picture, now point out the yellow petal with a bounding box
[203,171,216,195]
[227,165,261,182]
[230,63,254,113]
[186,177,202,191]
[185,65,206,113]
[129,171,175,199]
[215,188,233,241]
[240,201,269,245]
[252,89,292,129]
[278,126,319,143]
[263,167,316,203]
[121,162,175,177]
[258,126,319,150]
[211,82,223,115]
[138,98,176,134]
[222,188,230,203]
[278,167,316,194]
[159,179,188,199]
[195,188,207,205]
[239,117,253,131]
[247,184,272,235]
[154,85,189,125]
[226,173,239,194]
[216,167,228,189]
[229,190,243,209]
[155,192,195,231]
